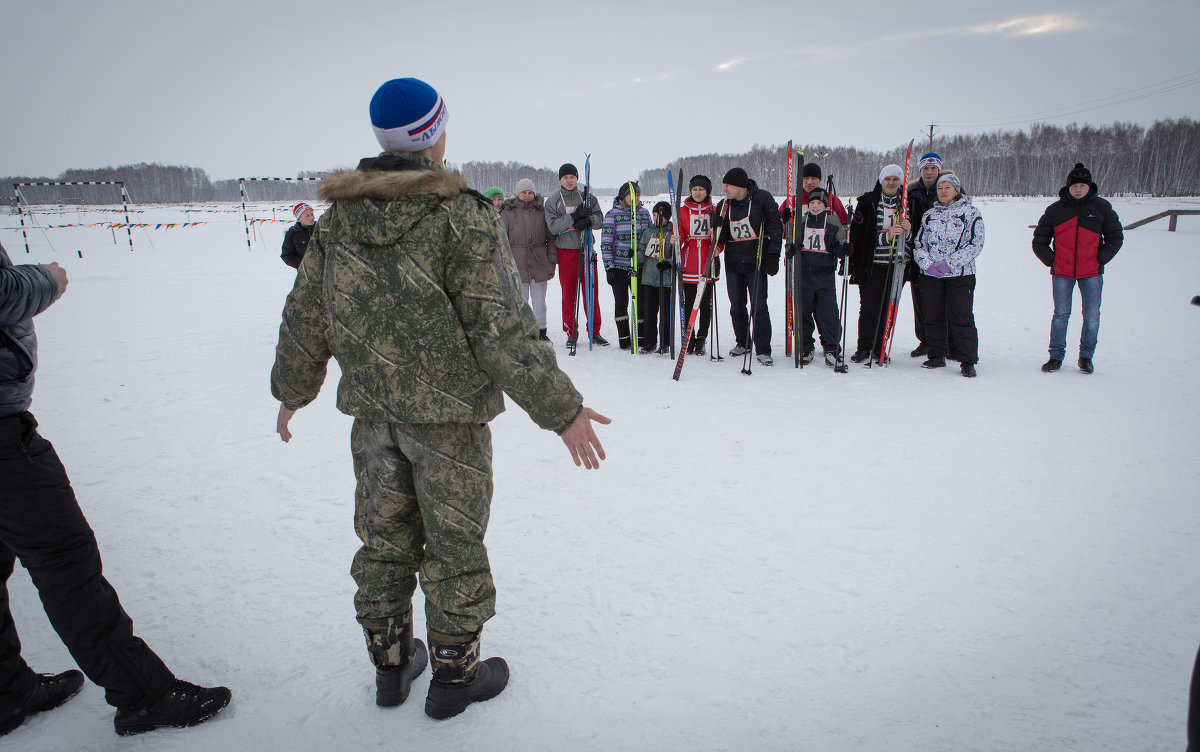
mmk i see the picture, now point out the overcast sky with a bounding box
[3,0,1198,189]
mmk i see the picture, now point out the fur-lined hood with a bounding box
[319,163,468,202]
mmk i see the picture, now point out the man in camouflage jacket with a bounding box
[270,78,608,720]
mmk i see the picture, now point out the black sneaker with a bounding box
[376,640,428,707]
[537,329,550,342]
[592,334,610,346]
[849,349,871,363]
[823,350,839,367]
[729,344,751,357]
[1,670,84,737]
[425,657,509,720]
[565,337,576,350]
[961,362,977,378]
[114,679,231,736]
[921,356,946,369]
[1041,358,1062,373]
[655,345,670,355]
[1078,357,1093,374]
[910,343,928,358]
[801,350,815,365]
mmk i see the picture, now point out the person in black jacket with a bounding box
[789,189,845,366]
[906,152,942,358]
[848,165,911,363]
[0,242,231,737]
[1031,162,1123,374]
[713,168,782,365]
[281,202,317,269]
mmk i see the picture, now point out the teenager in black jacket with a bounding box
[281,202,316,269]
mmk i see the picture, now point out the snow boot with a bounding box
[689,336,706,355]
[424,632,509,720]
[113,680,231,735]
[1041,358,1062,373]
[565,337,576,350]
[1078,357,1094,374]
[592,334,610,346]
[910,342,928,358]
[538,329,550,342]
[729,344,751,357]
[362,616,428,707]
[823,349,839,367]
[801,349,815,365]
[756,353,774,366]
[961,362,977,378]
[1,670,84,737]
[921,356,946,369]
[849,349,871,363]
[615,317,632,350]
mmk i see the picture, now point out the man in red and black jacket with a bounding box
[1031,162,1123,374]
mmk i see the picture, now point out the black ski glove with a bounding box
[606,268,623,286]
[656,260,672,272]
[785,243,796,260]
[780,206,792,223]
[570,203,591,221]
[762,255,780,276]
[572,215,593,231]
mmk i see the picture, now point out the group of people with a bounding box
[471,153,1123,377]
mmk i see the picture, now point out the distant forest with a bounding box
[4,119,1197,205]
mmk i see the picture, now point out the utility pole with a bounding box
[926,123,936,153]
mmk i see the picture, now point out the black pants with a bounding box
[855,264,891,355]
[725,259,772,355]
[608,278,637,348]
[638,283,671,351]
[799,266,841,354]
[918,274,979,363]
[0,413,174,712]
[681,282,713,341]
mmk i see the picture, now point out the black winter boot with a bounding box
[615,317,632,350]
[1078,357,1094,374]
[921,356,946,369]
[538,329,550,342]
[362,616,428,707]
[1041,358,1062,372]
[113,680,231,735]
[1,670,84,737]
[424,632,509,720]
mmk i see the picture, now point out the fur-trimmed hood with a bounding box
[319,156,468,202]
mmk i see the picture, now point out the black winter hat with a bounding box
[1066,162,1094,188]
[689,174,712,194]
[806,188,827,206]
[803,162,822,179]
[559,163,579,179]
[722,167,750,189]
[616,181,641,203]
[652,201,672,220]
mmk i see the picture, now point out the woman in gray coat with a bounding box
[500,178,557,341]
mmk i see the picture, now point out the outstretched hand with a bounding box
[276,404,296,443]
[560,407,610,469]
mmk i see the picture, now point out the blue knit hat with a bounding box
[369,78,448,153]
[918,152,943,170]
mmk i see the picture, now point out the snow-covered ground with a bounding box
[2,196,1198,752]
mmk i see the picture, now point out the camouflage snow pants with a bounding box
[350,418,496,637]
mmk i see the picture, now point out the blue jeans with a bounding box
[1049,275,1103,359]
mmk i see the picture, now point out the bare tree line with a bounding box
[5,119,1197,206]
[641,119,1200,197]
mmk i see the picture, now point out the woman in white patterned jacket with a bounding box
[912,173,984,377]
